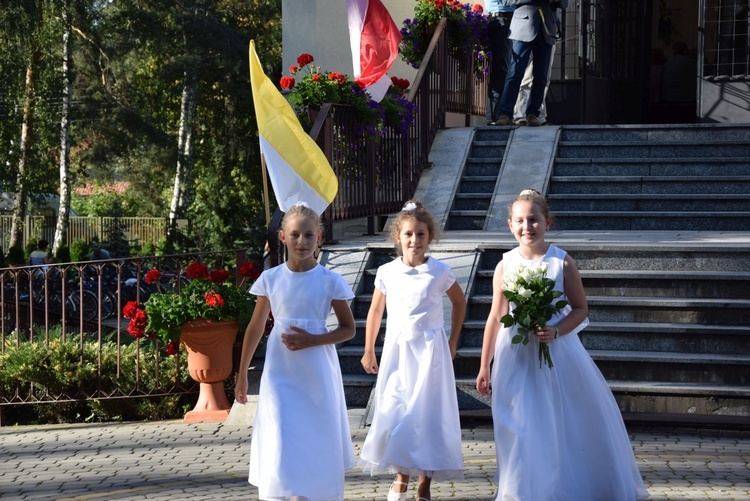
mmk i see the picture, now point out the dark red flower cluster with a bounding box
[204,291,225,308]
[185,261,208,279]
[297,53,314,67]
[280,76,296,90]
[391,77,410,91]
[208,268,230,284]
[123,301,148,338]
[239,262,261,280]
[145,269,161,285]
[165,341,180,356]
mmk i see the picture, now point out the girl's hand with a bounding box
[535,325,556,345]
[361,352,379,374]
[476,368,491,396]
[281,326,315,351]
[234,374,248,404]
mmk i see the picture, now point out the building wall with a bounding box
[282,0,419,84]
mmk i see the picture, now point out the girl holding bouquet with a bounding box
[476,189,649,500]
[359,200,466,501]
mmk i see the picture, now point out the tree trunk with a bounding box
[8,50,40,250]
[53,2,72,256]
[168,67,198,238]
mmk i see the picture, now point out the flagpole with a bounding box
[260,153,271,226]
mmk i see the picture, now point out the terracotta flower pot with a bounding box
[180,318,238,423]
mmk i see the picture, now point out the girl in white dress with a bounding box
[476,189,649,501]
[235,203,356,501]
[359,200,466,501]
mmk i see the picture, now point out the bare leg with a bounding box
[417,475,432,499]
[394,473,409,492]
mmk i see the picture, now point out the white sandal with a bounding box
[387,481,408,501]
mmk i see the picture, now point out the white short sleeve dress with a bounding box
[248,263,355,501]
[359,256,464,481]
[491,245,649,500]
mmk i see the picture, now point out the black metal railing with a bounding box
[0,250,253,424]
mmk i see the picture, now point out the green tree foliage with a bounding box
[1,0,282,253]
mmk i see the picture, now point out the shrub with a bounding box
[70,239,90,262]
[0,326,194,424]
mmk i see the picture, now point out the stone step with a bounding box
[477,246,750,272]
[552,212,750,231]
[546,194,750,212]
[447,210,488,231]
[459,176,498,194]
[472,269,750,298]
[342,374,376,407]
[473,127,513,142]
[454,377,750,419]
[558,124,750,143]
[452,193,492,211]
[452,347,750,384]
[550,176,750,194]
[554,157,750,177]
[456,320,750,355]
[467,295,750,325]
[468,141,507,159]
[556,141,750,158]
[464,159,502,177]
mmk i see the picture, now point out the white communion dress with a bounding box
[491,245,649,501]
[360,257,464,481]
[248,263,355,501]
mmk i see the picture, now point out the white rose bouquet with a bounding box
[501,263,568,368]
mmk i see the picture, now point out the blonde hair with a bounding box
[390,200,439,255]
[280,203,323,234]
[508,189,551,221]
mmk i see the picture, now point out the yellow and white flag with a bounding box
[249,40,338,215]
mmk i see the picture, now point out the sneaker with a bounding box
[525,114,541,126]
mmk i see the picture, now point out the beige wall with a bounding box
[281,0,419,83]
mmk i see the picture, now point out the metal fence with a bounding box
[0,249,252,424]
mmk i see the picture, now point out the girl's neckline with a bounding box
[284,261,318,273]
[517,244,551,261]
[400,256,429,269]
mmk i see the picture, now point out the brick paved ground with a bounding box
[1,421,748,500]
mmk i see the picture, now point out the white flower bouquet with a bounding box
[501,263,568,368]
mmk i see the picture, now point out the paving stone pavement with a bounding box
[1,417,749,500]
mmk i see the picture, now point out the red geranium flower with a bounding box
[280,76,296,90]
[145,269,161,285]
[391,76,410,91]
[472,3,483,12]
[297,53,314,67]
[165,341,180,356]
[204,291,225,308]
[329,72,346,85]
[289,65,298,75]
[239,262,261,280]
[311,74,321,82]
[208,268,231,284]
[126,309,148,338]
[185,261,209,279]
[123,300,141,320]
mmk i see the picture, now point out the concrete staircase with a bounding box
[326,123,750,427]
[446,128,511,230]
[550,124,750,230]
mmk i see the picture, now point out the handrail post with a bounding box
[365,136,377,235]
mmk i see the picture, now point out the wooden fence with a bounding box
[0,216,187,255]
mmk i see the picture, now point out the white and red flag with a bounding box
[347,0,401,102]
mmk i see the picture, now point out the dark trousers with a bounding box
[486,16,512,123]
